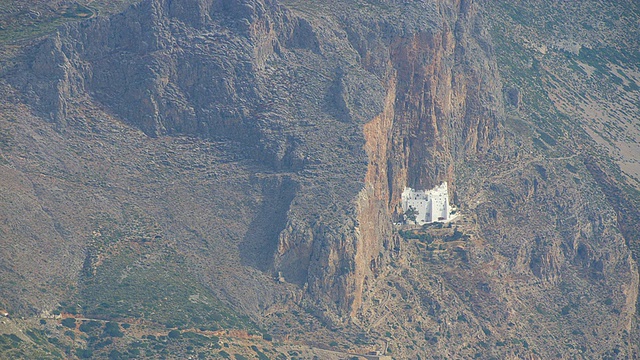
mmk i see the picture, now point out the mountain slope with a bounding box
[0,0,638,358]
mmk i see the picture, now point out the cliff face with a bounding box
[2,0,639,358]
[14,0,505,320]
[352,0,505,318]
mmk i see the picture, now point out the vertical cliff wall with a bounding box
[349,0,504,319]
[10,0,507,323]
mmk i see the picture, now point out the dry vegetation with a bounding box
[0,0,639,358]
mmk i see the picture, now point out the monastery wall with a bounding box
[401,182,450,224]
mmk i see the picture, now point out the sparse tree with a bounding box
[103,322,123,337]
[61,317,76,329]
[404,206,418,224]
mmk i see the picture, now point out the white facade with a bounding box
[401,182,450,224]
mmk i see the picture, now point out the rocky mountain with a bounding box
[0,0,638,358]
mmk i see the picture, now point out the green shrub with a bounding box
[103,322,123,337]
[128,348,141,356]
[604,298,613,306]
[94,338,113,350]
[5,334,22,343]
[76,348,93,359]
[61,318,76,328]
[108,350,123,360]
[80,320,101,333]
[63,4,94,18]
[256,351,269,360]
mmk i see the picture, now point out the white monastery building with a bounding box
[401,182,451,224]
